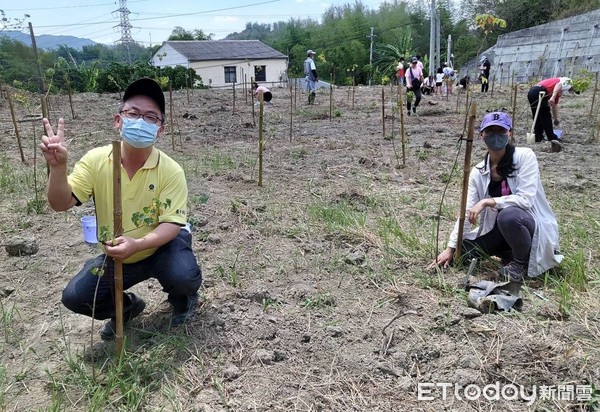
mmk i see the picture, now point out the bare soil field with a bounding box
[1,81,599,411]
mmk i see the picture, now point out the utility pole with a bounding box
[447,35,452,68]
[367,27,375,86]
[428,0,436,76]
[435,9,441,70]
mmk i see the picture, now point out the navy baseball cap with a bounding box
[480,112,512,131]
[122,78,165,114]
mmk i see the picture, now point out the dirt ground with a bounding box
[1,81,600,411]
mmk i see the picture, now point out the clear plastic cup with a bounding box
[81,216,98,244]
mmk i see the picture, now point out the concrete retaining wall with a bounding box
[460,8,600,84]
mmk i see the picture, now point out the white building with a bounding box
[150,40,288,88]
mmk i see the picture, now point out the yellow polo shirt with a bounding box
[68,145,188,263]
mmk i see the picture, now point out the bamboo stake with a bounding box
[590,72,599,118]
[40,95,49,121]
[511,84,518,145]
[289,80,293,143]
[244,74,248,105]
[498,67,503,93]
[41,96,50,175]
[381,87,385,139]
[65,74,76,120]
[5,88,25,162]
[185,73,190,105]
[455,102,477,261]
[510,70,515,92]
[232,82,236,115]
[391,91,395,143]
[258,93,264,187]
[398,85,406,167]
[251,77,255,126]
[352,78,355,110]
[169,83,175,151]
[329,84,333,121]
[491,74,496,98]
[112,141,124,356]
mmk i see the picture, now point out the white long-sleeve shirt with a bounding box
[448,147,563,277]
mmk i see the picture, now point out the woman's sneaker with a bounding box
[499,261,526,283]
[99,292,146,341]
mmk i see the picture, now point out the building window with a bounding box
[254,65,266,82]
[224,66,237,83]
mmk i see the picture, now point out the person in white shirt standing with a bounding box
[304,50,318,105]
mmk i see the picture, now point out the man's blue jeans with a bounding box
[62,230,202,320]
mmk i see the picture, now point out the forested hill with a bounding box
[0,30,97,50]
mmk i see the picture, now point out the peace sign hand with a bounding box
[40,118,68,167]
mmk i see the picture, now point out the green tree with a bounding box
[168,27,214,41]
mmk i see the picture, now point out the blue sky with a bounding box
[3,0,385,46]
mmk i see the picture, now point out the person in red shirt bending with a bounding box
[527,77,573,152]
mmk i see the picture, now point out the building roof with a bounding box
[163,40,287,61]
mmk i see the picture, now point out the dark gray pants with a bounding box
[462,207,535,265]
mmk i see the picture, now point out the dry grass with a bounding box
[0,84,599,411]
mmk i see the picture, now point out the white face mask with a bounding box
[120,117,159,148]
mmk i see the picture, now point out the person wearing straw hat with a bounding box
[304,49,319,104]
[40,78,202,340]
[429,112,563,282]
[527,77,574,152]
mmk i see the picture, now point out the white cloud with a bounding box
[213,16,240,23]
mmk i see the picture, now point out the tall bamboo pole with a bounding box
[258,94,264,187]
[329,84,333,121]
[289,80,293,142]
[398,85,406,167]
[352,78,355,110]
[244,74,248,105]
[381,87,385,138]
[112,141,124,356]
[455,102,477,261]
[232,82,236,115]
[498,67,504,93]
[169,83,175,151]
[590,72,599,118]
[511,84,518,145]
[185,72,190,104]
[41,97,50,175]
[5,88,25,162]
[251,77,256,126]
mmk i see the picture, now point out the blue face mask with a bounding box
[120,117,159,148]
[483,133,509,151]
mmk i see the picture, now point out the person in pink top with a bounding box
[405,56,424,116]
[527,77,573,152]
[252,82,273,102]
